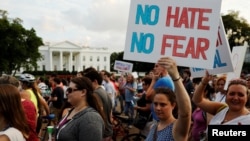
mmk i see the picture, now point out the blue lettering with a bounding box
[192,68,204,72]
[130,32,154,54]
[135,5,159,25]
[213,49,227,68]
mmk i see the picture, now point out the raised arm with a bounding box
[158,57,191,140]
[192,70,224,115]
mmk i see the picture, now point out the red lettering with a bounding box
[161,35,209,59]
[196,38,209,60]
[166,7,180,27]
[198,9,212,30]
[216,26,222,47]
[176,7,189,28]
[166,7,212,30]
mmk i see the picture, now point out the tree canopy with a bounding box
[0,10,43,75]
[222,10,250,50]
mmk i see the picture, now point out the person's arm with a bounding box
[0,135,10,141]
[192,70,224,115]
[158,57,191,140]
[145,76,157,100]
[39,95,50,115]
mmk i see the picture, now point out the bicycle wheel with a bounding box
[121,133,146,141]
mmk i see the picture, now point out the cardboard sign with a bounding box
[124,0,222,69]
[190,18,234,78]
[224,46,247,89]
[114,60,133,72]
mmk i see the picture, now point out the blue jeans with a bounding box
[124,101,134,125]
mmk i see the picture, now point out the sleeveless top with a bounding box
[145,122,174,141]
[209,106,250,125]
[0,127,25,141]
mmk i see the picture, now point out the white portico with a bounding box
[37,41,111,72]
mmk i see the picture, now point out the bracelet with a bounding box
[172,76,181,82]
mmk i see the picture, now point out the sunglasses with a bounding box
[67,87,81,94]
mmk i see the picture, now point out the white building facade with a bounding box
[37,41,111,72]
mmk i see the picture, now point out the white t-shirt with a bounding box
[0,127,25,141]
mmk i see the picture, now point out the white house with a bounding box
[36,41,111,72]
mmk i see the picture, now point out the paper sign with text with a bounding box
[124,0,222,69]
[114,60,133,72]
[224,46,247,89]
[190,18,233,78]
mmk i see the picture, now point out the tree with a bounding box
[0,10,43,75]
[222,10,250,51]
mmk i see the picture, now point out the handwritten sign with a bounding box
[124,0,222,69]
[190,18,234,78]
[114,60,133,72]
[224,46,247,89]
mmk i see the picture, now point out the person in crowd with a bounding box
[189,79,215,141]
[182,69,195,113]
[213,75,227,103]
[145,57,192,141]
[76,71,84,77]
[48,77,65,125]
[37,76,50,101]
[123,73,137,128]
[84,70,113,141]
[146,59,175,122]
[0,75,38,141]
[137,77,143,93]
[118,73,126,113]
[0,84,30,141]
[56,76,105,141]
[101,70,116,109]
[19,73,50,133]
[134,76,153,136]
[192,71,250,131]
[61,78,69,102]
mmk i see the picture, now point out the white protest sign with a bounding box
[190,18,234,78]
[224,46,247,89]
[114,60,133,72]
[124,0,222,69]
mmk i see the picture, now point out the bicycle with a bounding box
[112,112,146,141]
[39,114,55,141]
[112,113,130,141]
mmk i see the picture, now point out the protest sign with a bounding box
[114,60,133,72]
[190,18,234,78]
[124,0,222,68]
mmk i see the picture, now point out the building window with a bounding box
[73,55,75,61]
[97,66,100,71]
[90,56,93,61]
[83,56,85,61]
[104,66,106,70]
[72,65,75,72]
[42,65,45,71]
[97,56,100,61]
[104,56,106,62]
[54,65,57,71]
[83,65,85,71]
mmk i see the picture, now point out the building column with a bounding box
[50,50,53,71]
[79,52,83,72]
[69,52,72,72]
[60,51,63,71]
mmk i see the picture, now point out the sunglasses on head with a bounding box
[67,87,81,94]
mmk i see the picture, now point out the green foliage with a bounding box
[222,10,250,51]
[0,10,43,75]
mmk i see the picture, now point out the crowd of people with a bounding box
[0,57,250,141]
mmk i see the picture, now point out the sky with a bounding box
[1,0,250,52]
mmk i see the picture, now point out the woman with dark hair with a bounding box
[56,76,105,141]
[145,57,192,141]
[0,84,30,141]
